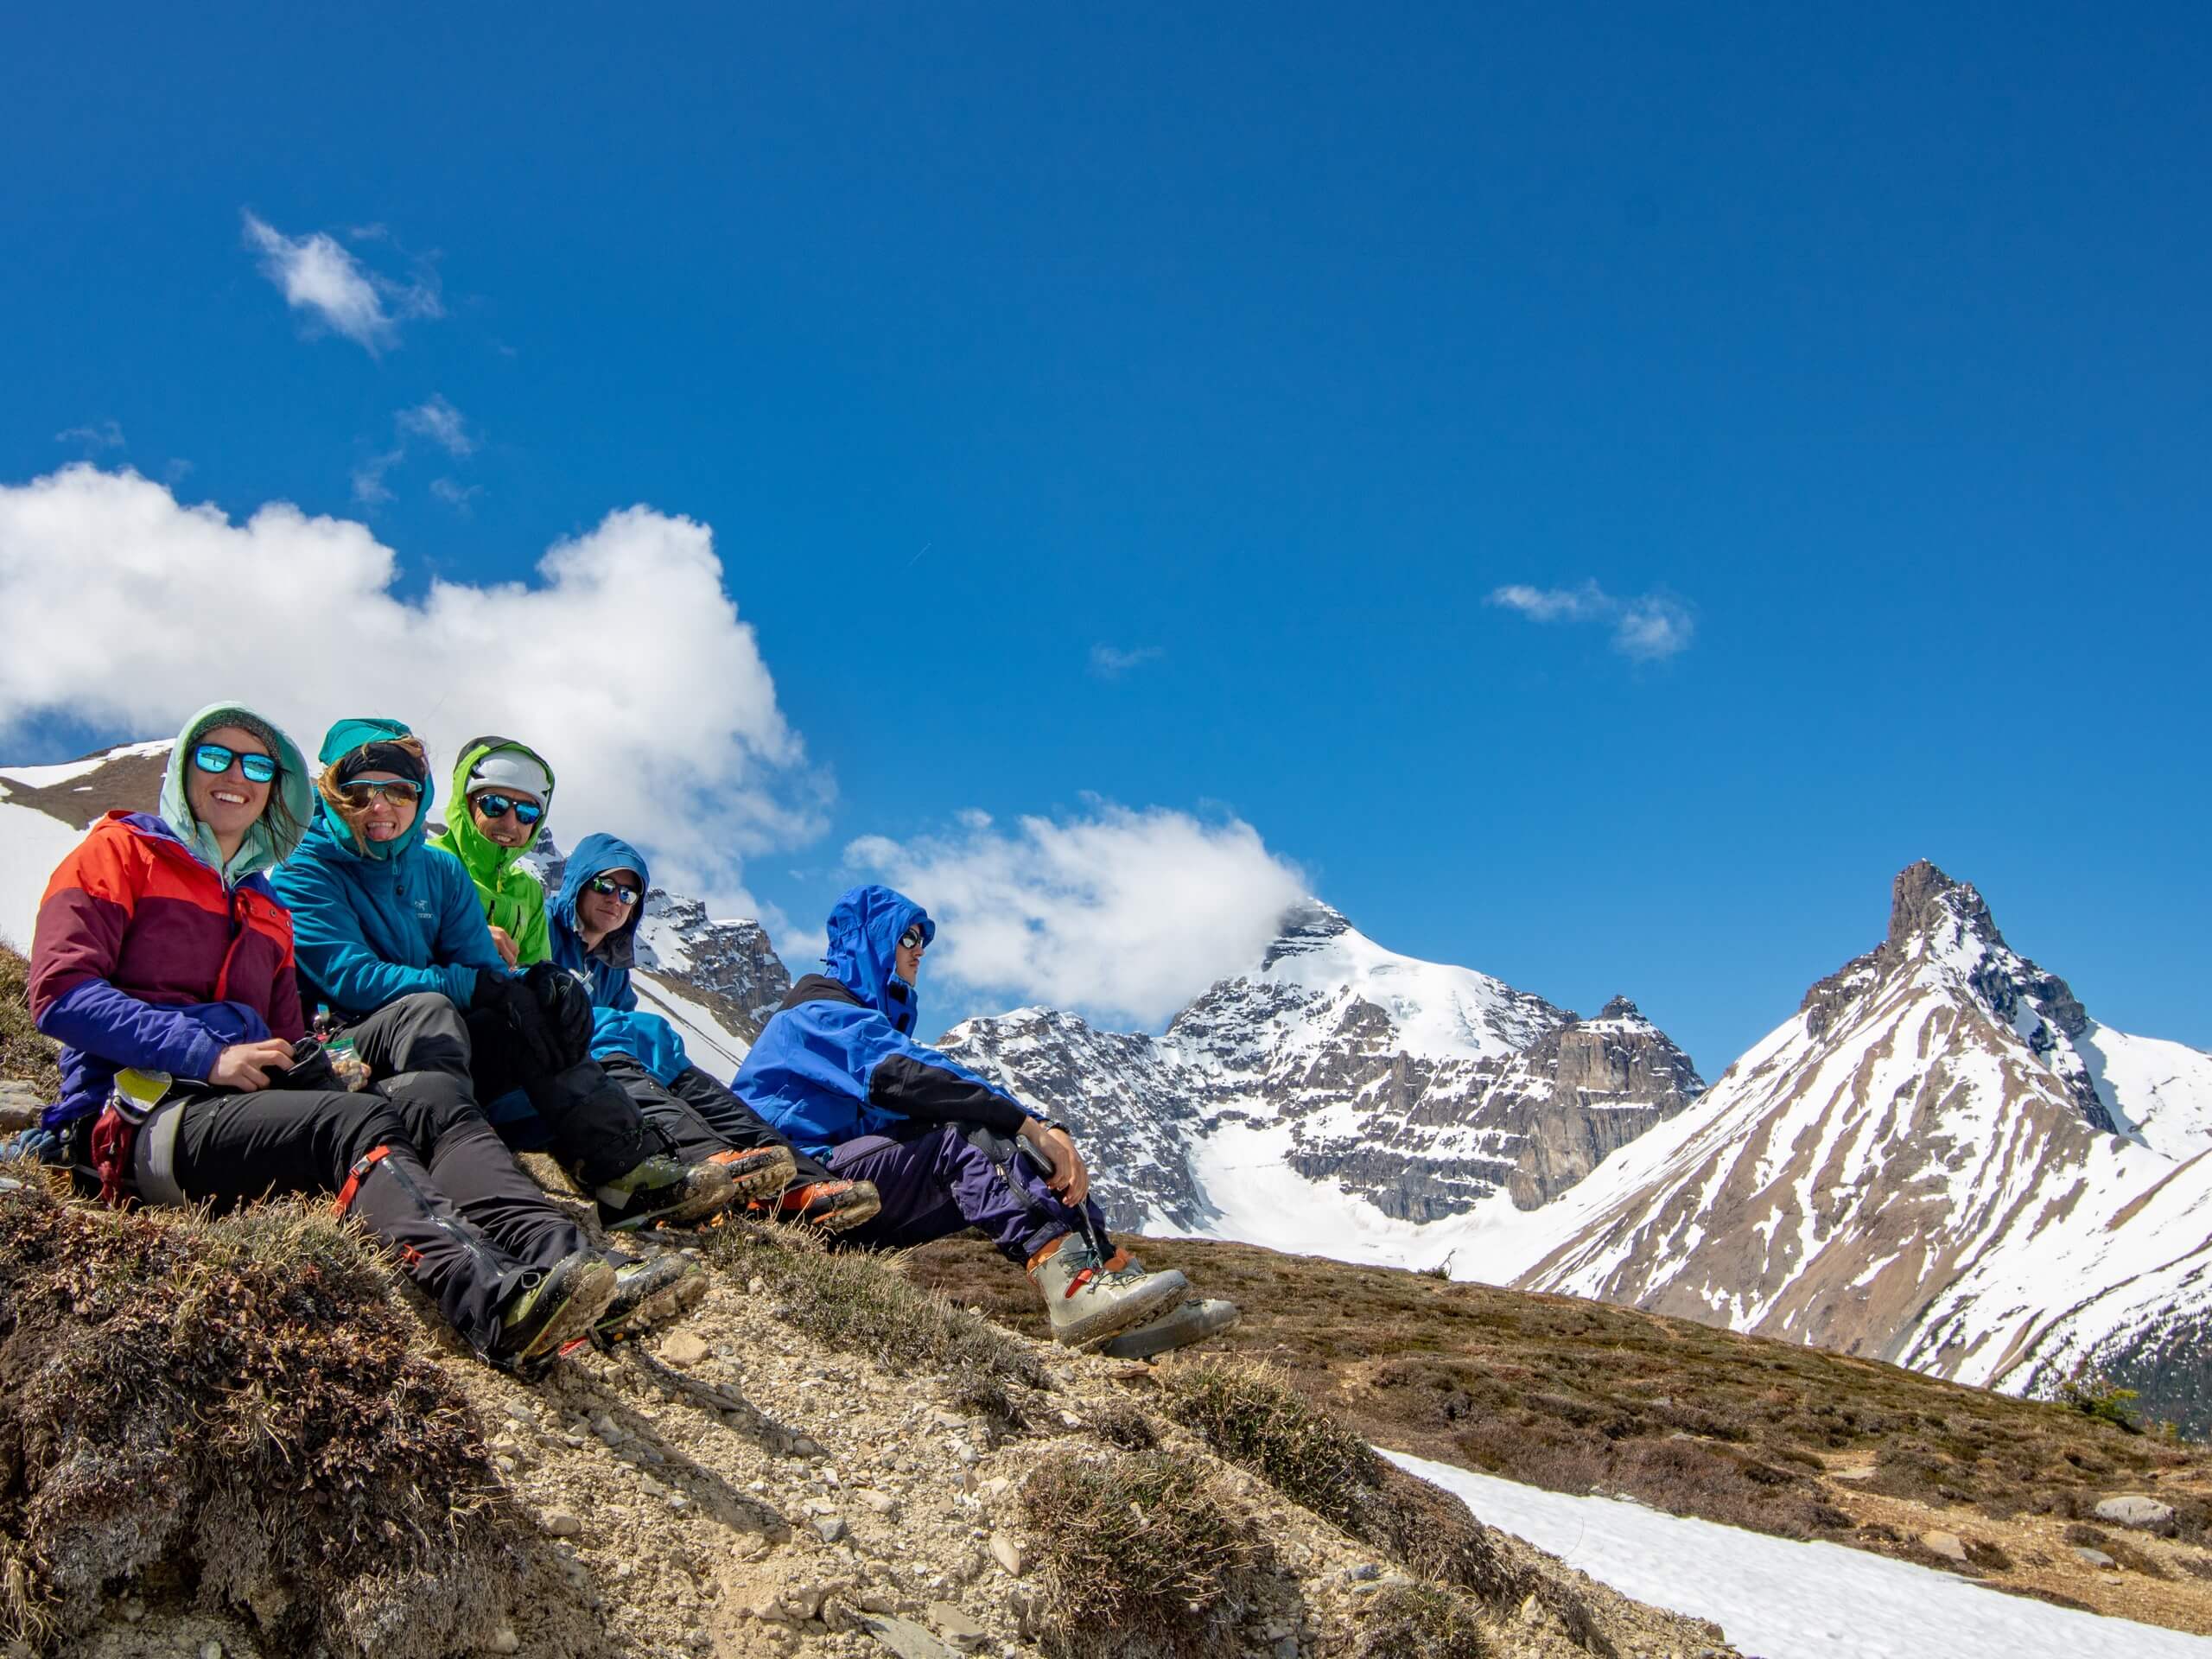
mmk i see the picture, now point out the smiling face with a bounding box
[469,788,541,849]
[576,868,641,944]
[348,771,420,842]
[185,722,274,850]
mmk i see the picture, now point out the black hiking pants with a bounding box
[597,1055,831,1185]
[169,1066,594,1356]
[344,992,656,1189]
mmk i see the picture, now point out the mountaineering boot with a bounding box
[749,1179,882,1234]
[1027,1232,1189,1348]
[1095,1296,1243,1360]
[596,1252,709,1340]
[704,1142,798,1204]
[492,1249,619,1370]
[595,1153,737,1232]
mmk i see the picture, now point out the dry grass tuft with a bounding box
[0,1182,517,1657]
[1160,1356,1376,1527]
[706,1222,1046,1427]
[1351,1581,1491,1659]
[1020,1447,1256,1657]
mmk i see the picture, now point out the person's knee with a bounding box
[388,991,470,1046]
[381,1069,487,1139]
[345,1098,419,1165]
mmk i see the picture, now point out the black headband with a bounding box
[334,741,426,786]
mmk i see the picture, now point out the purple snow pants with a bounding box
[825,1122,1111,1264]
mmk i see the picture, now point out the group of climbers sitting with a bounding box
[16,702,1230,1376]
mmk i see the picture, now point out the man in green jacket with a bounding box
[429,736,555,968]
[430,734,798,1210]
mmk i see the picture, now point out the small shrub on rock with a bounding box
[1020,1448,1255,1657]
[1351,1581,1491,1659]
[0,1184,516,1657]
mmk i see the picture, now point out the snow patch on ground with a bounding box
[0,798,86,952]
[1386,1449,2212,1659]
[629,969,754,1077]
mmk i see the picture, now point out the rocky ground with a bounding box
[10,1199,1739,1659]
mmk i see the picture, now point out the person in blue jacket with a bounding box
[733,884,1236,1353]
[542,833,881,1231]
[268,717,737,1234]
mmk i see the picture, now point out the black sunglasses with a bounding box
[192,742,277,785]
[473,791,544,825]
[898,924,927,951]
[588,876,641,906]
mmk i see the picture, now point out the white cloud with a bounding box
[429,477,483,513]
[1089,643,1163,678]
[351,448,403,505]
[846,803,1306,1027]
[241,212,442,351]
[0,465,827,906]
[54,421,125,451]
[397,395,474,457]
[1487,580,1695,661]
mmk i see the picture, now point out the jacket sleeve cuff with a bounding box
[180,1030,226,1083]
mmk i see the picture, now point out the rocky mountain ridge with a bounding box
[939,899,1704,1234]
[1516,861,2212,1428]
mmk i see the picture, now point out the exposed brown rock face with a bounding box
[0,744,167,827]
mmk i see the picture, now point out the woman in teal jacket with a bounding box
[269,718,736,1232]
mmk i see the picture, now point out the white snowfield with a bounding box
[1386,1449,2212,1659]
[0,793,86,952]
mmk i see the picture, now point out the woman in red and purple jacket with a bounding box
[26,701,619,1370]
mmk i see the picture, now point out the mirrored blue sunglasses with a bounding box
[191,742,277,785]
[473,791,544,825]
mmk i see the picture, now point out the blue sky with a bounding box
[2,4,2206,1072]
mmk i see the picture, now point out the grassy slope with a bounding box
[0,944,61,1100]
[904,1231,2212,1627]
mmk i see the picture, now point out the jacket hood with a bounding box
[553,832,651,968]
[441,735,556,887]
[311,716,435,862]
[823,884,933,1033]
[159,702,314,882]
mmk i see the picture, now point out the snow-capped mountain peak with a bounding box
[944,899,1700,1236]
[1179,897,1570,1069]
[1516,859,2212,1427]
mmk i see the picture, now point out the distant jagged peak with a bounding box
[1592,994,1647,1026]
[1886,859,2004,957]
[1798,860,2115,1132]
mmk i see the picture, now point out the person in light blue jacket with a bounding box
[269,718,736,1233]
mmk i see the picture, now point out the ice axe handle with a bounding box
[1014,1129,1111,1261]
